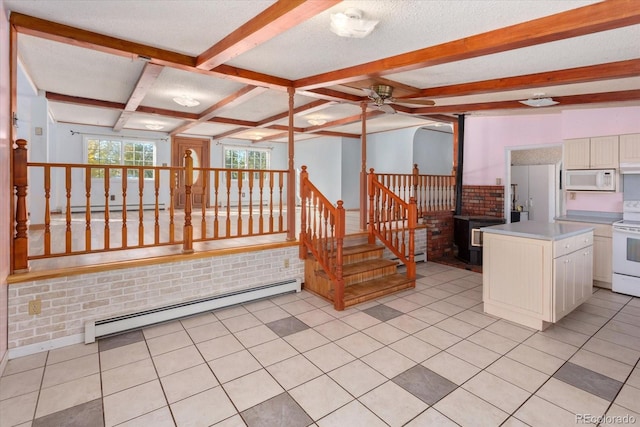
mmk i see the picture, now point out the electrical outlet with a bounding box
[284,258,289,268]
[28,299,41,315]
[110,195,116,201]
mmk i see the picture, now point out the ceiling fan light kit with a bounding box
[330,8,378,38]
[519,93,559,107]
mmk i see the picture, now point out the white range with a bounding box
[613,200,640,296]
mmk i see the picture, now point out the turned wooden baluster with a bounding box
[237,171,243,236]
[269,171,274,233]
[121,167,128,248]
[278,171,284,232]
[138,168,145,246]
[84,166,91,252]
[407,197,417,280]
[259,171,265,235]
[169,170,176,243]
[154,170,160,245]
[248,171,254,235]
[183,150,194,253]
[44,165,52,255]
[65,166,72,253]
[334,200,345,311]
[299,166,308,259]
[201,171,207,239]
[103,167,110,250]
[213,170,220,239]
[13,139,29,272]
[225,170,231,237]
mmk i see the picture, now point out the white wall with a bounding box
[367,127,415,173]
[295,136,343,203]
[341,137,361,209]
[413,128,454,175]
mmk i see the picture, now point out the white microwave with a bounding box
[565,169,616,191]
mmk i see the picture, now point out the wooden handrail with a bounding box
[375,164,456,216]
[299,165,345,310]
[17,148,291,262]
[368,168,417,280]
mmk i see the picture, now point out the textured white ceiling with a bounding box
[6,0,639,139]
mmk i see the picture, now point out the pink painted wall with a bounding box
[1,0,11,365]
[464,106,640,213]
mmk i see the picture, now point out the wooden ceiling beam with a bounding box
[45,92,126,110]
[10,12,292,89]
[113,63,164,131]
[170,86,268,135]
[295,0,640,89]
[398,59,640,100]
[211,127,251,140]
[410,89,640,115]
[196,0,341,70]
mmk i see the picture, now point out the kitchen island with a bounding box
[482,221,595,330]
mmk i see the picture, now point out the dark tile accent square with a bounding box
[554,362,623,401]
[33,398,104,427]
[362,304,403,322]
[98,329,144,352]
[241,392,313,427]
[266,317,310,338]
[393,365,457,405]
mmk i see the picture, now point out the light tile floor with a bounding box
[3,262,640,427]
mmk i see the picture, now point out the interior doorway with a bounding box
[505,144,563,223]
[172,136,210,209]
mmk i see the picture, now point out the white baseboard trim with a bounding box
[8,333,85,360]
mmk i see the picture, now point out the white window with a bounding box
[86,138,156,179]
[224,147,270,179]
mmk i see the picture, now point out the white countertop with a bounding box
[481,221,594,241]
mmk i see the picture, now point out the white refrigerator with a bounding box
[511,164,556,223]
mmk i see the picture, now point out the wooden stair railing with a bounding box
[298,166,346,310]
[368,168,417,280]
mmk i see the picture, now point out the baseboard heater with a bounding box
[84,278,301,343]
[71,203,165,213]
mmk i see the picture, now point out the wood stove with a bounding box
[454,215,505,265]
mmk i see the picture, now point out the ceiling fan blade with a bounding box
[394,99,436,106]
[362,88,378,98]
[379,104,396,114]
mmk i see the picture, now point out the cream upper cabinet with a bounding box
[564,138,590,169]
[590,136,619,168]
[564,135,619,169]
[620,133,640,164]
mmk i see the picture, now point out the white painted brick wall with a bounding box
[8,246,304,350]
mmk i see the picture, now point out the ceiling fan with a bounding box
[363,84,435,114]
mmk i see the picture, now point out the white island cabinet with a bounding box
[482,222,594,331]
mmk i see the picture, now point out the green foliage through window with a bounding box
[87,139,155,179]
[224,147,269,180]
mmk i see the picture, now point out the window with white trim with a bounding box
[224,146,270,179]
[86,138,156,179]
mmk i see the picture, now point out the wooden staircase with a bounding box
[304,242,415,309]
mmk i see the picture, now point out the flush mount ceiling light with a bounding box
[330,8,379,38]
[145,123,164,130]
[519,93,559,107]
[173,96,200,108]
[307,118,327,126]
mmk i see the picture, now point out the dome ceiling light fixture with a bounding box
[330,8,379,38]
[173,95,200,108]
[145,123,164,130]
[519,93,559,107]
[307,118,327,126]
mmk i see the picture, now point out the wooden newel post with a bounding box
[367,168,376,245]
[182,150,194,254]
[13,139,29,272]
[408,196,417,280]
[299,166,308,259]
[334,200,345,311]
[412,163,419,196]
